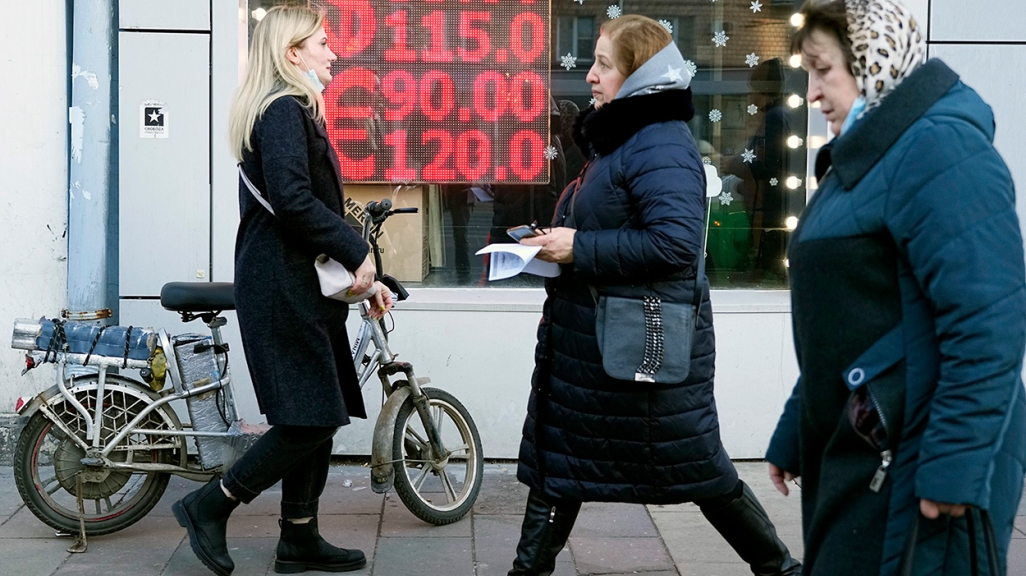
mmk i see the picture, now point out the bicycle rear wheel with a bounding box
[13,377,181,535]
[391,387,483,525]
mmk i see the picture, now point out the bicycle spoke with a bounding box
[43,476,63,496]
[447,443,470,455]
[406,427,428,449]
[413,466,431,491]
[104,496,113,512]
[433,406,444,432]
[439,470,457,503]
[94,499,101,515]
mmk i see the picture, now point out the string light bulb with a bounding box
[251,7,267,21]
[789,54,802,68]
[787,94,804,108]
[787,135,804,149]
[785,216,799,230]
[786,176,803,190]
[791,13,804,27]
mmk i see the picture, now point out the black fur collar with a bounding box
[573,89,695,157]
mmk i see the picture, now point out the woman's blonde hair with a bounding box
[228,5,326,160]
[600,15,673,78]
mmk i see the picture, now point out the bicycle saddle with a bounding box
[160,282,236,312]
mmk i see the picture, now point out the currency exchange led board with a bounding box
[322,0,551,184]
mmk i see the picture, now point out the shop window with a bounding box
[555,16,596,64]
[243,0,811,289]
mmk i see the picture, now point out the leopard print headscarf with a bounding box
[845,0,927,112]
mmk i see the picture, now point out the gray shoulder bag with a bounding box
[594,248,705,384]
[582,176,709,384]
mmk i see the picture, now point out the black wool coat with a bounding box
[516,90,739,504]
[235,95,369,427]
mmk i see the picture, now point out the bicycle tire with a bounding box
[391,387,483,525]
[13,377,180,535]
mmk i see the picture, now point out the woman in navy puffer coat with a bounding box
[506,16,800,576]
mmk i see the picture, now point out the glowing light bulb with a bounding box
[787,94,804,108]
[784,258,790,268]
[252,7,267,21]
[791,13,805,27]
[786,176,802,190]
[787,135,804,149]
[789,54,802,68]
[785,216,799,230]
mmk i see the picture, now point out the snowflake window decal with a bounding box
[748,104,759,116]
[589,97,597,107]
[718,191,734,206]
[742,148,757,163]
[746,53,760,68]
[750,0,763,13]
[574,0,585,4]
[658,19,673,33]
[683,60,697,77]
[543,145,559,161]
[606,5,622,19]
[709,109,722,122]
[702,157,713,166]
[713,31,729,48]
[560,53,577,71]
[770,177,779,186]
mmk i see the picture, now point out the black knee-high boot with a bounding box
[699,480,802,576]
[508,489,582,576]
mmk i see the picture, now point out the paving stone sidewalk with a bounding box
[1,462,1023,576]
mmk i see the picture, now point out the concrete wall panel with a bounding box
[121,0,210,31]
[930,0,1026,42]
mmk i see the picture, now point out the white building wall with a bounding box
[0,2,69,413]
[927,3,1026,239]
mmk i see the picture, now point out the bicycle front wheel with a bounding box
[392,387,483,525]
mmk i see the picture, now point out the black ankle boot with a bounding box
[274,517,367,574]
[173,478,241,576]
[508,489,582,576]
[699,480,802,576]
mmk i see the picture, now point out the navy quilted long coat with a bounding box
[235,96,369,427]
[766,60,1026,575]
[516,89,739,503]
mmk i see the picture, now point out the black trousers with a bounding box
[222,424,338,519]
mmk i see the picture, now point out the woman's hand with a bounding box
[920,499,966,519]
[520,227,576,264]
[367,281,394,320]
[769,462,798,496]
[351,254,376,296]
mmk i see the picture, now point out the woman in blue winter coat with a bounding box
[508,15,801,576]
[767,1,1026,575]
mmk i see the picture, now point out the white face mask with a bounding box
[296,53,325,92]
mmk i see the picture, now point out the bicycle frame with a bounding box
[22,317,240,481]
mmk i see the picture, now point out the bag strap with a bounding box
[239,164,275,216]
[900,509,1001,576]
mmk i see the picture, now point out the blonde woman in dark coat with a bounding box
[172,6,392,575]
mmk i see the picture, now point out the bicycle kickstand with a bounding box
[68,473,88,553]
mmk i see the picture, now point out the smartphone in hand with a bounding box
[507,224,540,242]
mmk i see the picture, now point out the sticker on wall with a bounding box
[140,100,168,138]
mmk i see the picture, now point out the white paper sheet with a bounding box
[475,243,561,281]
